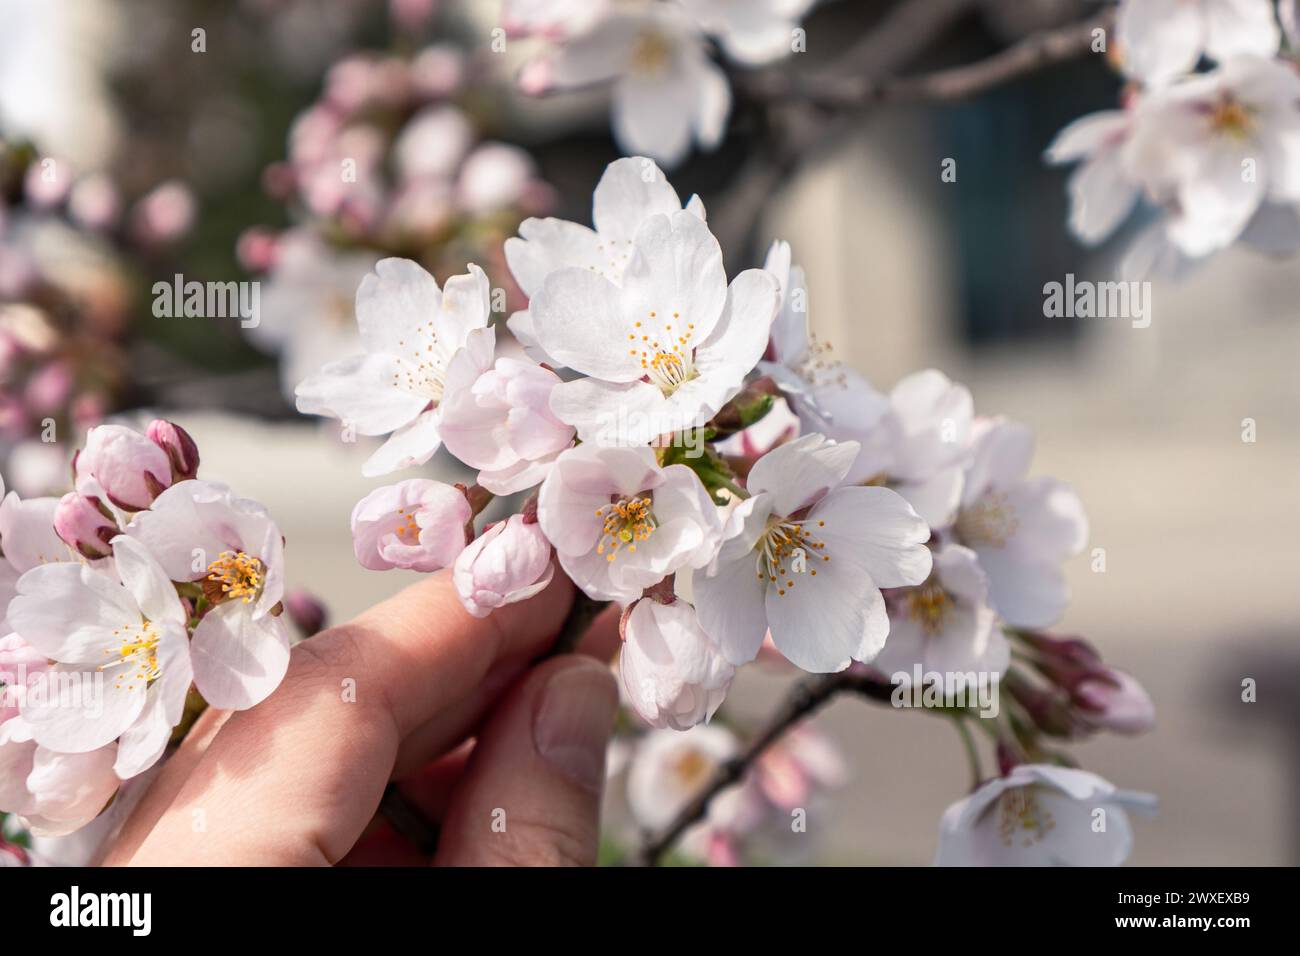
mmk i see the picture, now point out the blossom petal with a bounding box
[295,353,427,434]
[190,601,291,710]
[592,156,683,240]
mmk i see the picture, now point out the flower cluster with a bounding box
[510,0,817,166]
[1047,0,1300,275]
[245,40,555,398]
[298,156,1156,865]
[1,135,196,497]
[0,420,291,837]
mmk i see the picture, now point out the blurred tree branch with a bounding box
[716,5,1114,270]
[635,669,898,866]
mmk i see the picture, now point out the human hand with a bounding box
[101,573,619,866]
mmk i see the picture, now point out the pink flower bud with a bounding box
[67,173,122,231]
[453,513,554,618]
[146,419,200,481]
[53,492,117,559]
[284,588,328,636]
[22,360,74,416]
[351,479,472,572]
[1073,669,1155,735]
[131,181,196,246]
[74,424,174,510]
[619,598,734,730]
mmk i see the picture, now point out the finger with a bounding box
[125,572,574,865]
[575,602,621,661]
[339,746,473,866]
[435,655,617,866]
[101,706,232,865]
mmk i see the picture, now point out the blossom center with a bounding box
[672,748,713,788]
[1208,95,1255,139]
[955,492,1018,548]
[101,621,160,690]
[390,318,456,402]
[907,580,950,636]
[998,786,1056,848]
[595,495,657,562]
[628,314,698,395]
[755,515,829,596]
[393,507,422,545]
[793,332,850,392]
[631,29,672,76]
[204,550,266,605]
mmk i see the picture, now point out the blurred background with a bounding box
[2,0,1296,864]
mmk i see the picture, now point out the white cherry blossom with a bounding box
[950,419,1088,630]
[873,544,1007,686]
[504,156,705,365]
[518,3,730,167]
[350,479,471,572]
[438,357,574,494]
[534,210,779,445]
[295,259,495,476]
[537,444,721,605]
[123,480,291,711]
[619,596,734,730]
[1126,55,1300,256]
[935,764,1154,866]
[695,433,933,672]
[9,536,191,778]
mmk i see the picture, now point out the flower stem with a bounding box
[952,715,983,791]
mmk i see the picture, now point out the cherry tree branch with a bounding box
[743,9,1114,111]
[634,669,897,866]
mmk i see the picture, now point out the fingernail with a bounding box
[533,660,618,792]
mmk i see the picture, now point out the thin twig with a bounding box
[635,670,896,866]
[746,10,1114,110]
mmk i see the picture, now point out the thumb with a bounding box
[434,655,618,866]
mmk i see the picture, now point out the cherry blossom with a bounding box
[350,479,472,572]
[518,3,730,168]
[123,480,291,710]
[873,543,1008,686]
[695,433,933,672]
[619,596,734,730]
[295,259,495,476]
[534,210,779,445]
[537,444,721,604]
[935,764,1155,866]
[950,419,1087,630]
[504,156,706,365]
[452,513,554,618]
[438,357,574,495]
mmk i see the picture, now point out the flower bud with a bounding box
[284,588,328,637]
[453,513,553,618]
[1073,668,1155,735]
[619,597,734,731]
[350,479,472,572]
[146,419,200,481]
[53,492,117,560]
[74,424,173,511]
